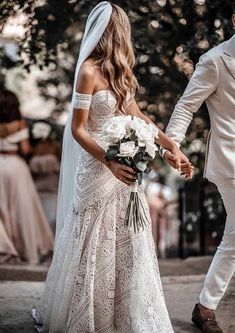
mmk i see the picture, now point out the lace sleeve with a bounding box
[72,92,92,110]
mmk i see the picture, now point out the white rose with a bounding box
[150,123,159,139]
[136,123,154,146]
[32,122,51,140]
[118,141,139,158]
[116,115,133,137]
[116,115,132,125]
[103,117,127,143]
[130,116,146,132]
[145,141,158,159]
[130,117,158,146]
[136,161,148,172]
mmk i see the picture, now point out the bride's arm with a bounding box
[71,65,107,165]
[71,64,137,186]
[126,99,179,151]
[126,98,193,176]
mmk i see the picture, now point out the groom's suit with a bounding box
[164,33,235,310]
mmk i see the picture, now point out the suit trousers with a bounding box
[199,179,235,310]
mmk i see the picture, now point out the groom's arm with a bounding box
[161,52,219,157]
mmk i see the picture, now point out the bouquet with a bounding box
[103,115,159,233]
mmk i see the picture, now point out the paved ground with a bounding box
[0,256,213,281]
[0,275,235,333]
[0,257,234,333]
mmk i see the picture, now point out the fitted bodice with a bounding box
[87,90,117,135]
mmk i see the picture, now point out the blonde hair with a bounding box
[91,3,138,112]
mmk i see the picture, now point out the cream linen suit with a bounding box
[164,34,235,310]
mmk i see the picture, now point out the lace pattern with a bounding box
[34,90,173,333]
[72,92,92,110]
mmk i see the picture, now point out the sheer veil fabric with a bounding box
[55,2,112,242]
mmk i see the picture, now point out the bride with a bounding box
[33,2,193,332]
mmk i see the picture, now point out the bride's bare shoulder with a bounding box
[79,61,97,79]
[76,61,98,92]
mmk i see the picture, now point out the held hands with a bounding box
[164,147,194,180]
[106,148,194,185]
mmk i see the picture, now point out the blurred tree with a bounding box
[0,0,234,169]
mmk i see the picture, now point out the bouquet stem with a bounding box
[124,180,149,233]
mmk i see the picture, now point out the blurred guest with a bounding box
[0,217,19,264]
[0,90,54,264]
[156,189,168,257]
[145,177,167,257]
[30,122,61,231]
[30,121,61,174]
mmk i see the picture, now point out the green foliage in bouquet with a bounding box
[105,129,155,185]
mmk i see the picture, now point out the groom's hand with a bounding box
[180,162,194,179]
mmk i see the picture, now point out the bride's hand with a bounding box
[164,147,194,179]
[164,148,186,169]
[106,160,137,186]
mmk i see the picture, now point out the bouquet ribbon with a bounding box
[124,180,149,233]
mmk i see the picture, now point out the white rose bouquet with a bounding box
[103,115,159,233]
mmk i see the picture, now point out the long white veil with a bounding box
[55,2,112,243]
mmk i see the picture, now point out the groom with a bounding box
[161,6,235,333]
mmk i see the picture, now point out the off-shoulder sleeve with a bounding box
[7,128,29,143]
[72,92,92,110]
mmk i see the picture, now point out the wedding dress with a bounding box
[33,89,174,333]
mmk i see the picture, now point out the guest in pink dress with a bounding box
[0,217,19,263]
[0,90,54,264]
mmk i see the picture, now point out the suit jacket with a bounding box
[165,34,235,181]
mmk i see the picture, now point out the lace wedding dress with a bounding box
[33,90,174,333]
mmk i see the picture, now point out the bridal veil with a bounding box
[55,2,113,242]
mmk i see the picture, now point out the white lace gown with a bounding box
[33,90,174,333]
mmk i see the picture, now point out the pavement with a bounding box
[0,257,234,333]
[0,256,214,281]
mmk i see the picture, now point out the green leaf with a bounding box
[105,147,119,161]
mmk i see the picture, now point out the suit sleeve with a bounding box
[165,52,219,146]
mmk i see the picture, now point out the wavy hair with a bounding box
[90,3,138,113]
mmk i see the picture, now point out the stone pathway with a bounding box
[0,256,214,281]
[0,275,234,333]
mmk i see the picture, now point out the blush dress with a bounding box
[0,128,54,263]
[33,90,174,333]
